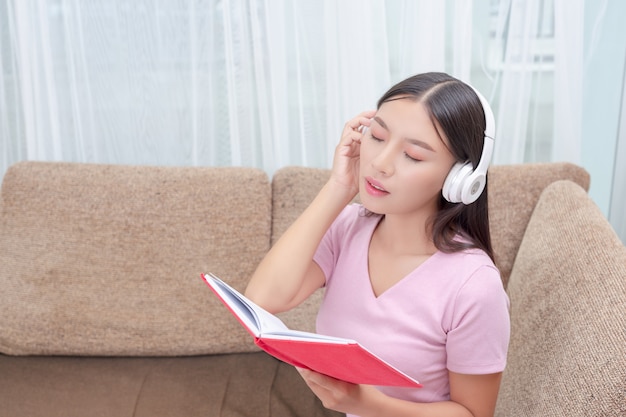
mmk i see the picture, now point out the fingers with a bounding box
[344,109,376,131]
[341,109,376,145]
[297,367,341,390]
[346,109,376,130]
[296,367,361,413]
[328,109,376,193]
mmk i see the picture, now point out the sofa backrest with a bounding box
[487,162,590,286]
[495,180,626,416]
[0,161,271,356]
[0,160,596,358]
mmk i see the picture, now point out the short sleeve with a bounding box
[313,204,367,284]
[313,222,335,283]
[312,204,353,283]
[446,266,510,374]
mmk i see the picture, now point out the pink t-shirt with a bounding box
[314,204,510,407]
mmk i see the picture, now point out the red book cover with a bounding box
[202,273,421,388]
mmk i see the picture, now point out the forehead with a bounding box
[377,97,430,123]
[375,98,447,144]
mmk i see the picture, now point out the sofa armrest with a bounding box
[496,180,626,416]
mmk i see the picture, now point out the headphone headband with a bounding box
[441,84,496,205]
[472,88,495,141]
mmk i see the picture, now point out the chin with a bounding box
[358,197,385,216]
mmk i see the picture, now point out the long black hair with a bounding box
[376,72,494,261]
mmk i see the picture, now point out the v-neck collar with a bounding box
[362,215,440,299]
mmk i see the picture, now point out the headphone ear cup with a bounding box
[442,162,473,203]
[460,172,487,205]
[441,84,495,205]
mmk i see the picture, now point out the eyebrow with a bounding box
[373,116,435,152]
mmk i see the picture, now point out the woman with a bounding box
[245,72,510,417]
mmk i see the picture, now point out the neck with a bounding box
[375,211,437,256]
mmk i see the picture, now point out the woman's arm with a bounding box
[244,180,353,313]
[244,110,375,313]
[297,369,502,417]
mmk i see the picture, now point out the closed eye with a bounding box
[370,134,384,143]
[404,153,421,162]
[371,134,420,161]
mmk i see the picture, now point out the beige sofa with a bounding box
[0,161,624,416]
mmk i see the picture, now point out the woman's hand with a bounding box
[296,368,382,416]
[329,110,376,197]
[297,368,499,417]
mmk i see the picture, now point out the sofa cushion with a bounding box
[496,180,626,416]
[0,352,341,417]
[0,162,271,356]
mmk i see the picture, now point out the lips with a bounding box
[364,177,389,196]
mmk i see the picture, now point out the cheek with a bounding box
[404,164,451,195]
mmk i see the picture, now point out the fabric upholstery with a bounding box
[0,352,339,417]
[487,162,590,287]
[0,160,621,417]
[0,161,271,356]
[496,180,626,416]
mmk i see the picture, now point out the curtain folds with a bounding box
[0,0,504,176]
[0,1,622,242]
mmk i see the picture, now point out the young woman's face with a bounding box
[359,97,457,217]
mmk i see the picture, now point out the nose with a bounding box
[371,142,395,176]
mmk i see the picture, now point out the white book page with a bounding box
[207,274,290,336]
[265,329,355,344]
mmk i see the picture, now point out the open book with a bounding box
[201,273,421,388]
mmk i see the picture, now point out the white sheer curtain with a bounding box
[0,0,510,178]
[0,0,402,175]
[1,0,623,242]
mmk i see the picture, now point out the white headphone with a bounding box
[441,86,495,205]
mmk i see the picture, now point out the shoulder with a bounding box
[441,250,510,352]
[434,248,499,281]
[434,249,505,304]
